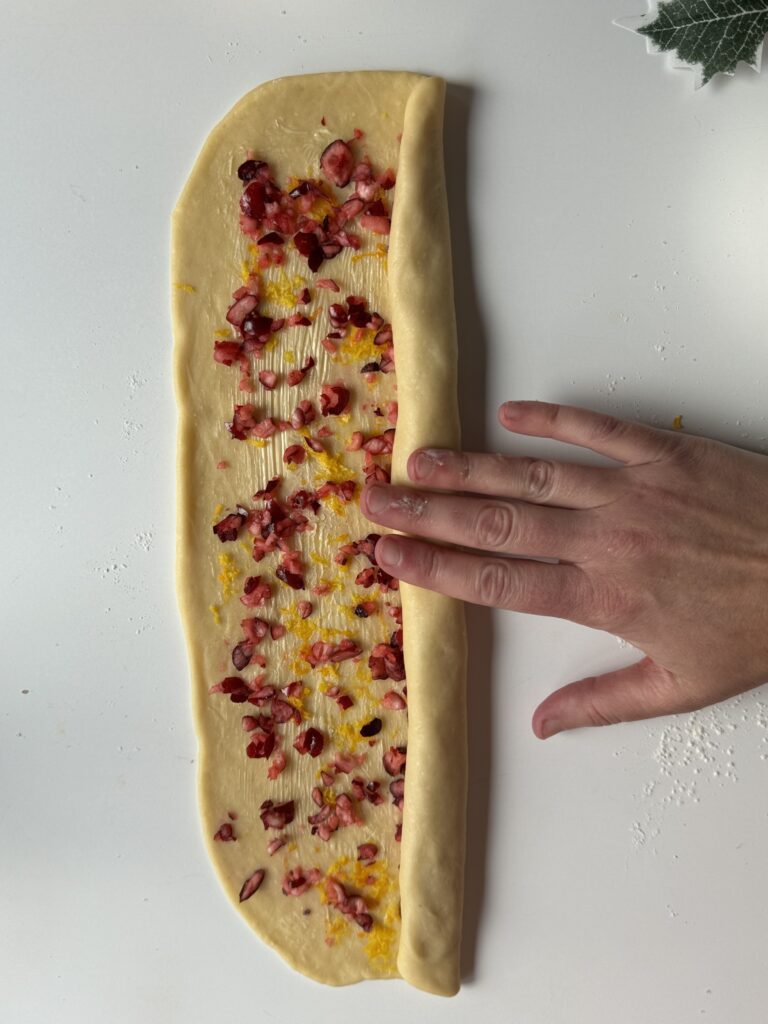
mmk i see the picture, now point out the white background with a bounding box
[2,2,767,1021]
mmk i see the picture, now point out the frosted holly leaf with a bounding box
[617,0,768,87]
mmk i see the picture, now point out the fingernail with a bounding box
[540,718,561,739]
[365,485,388,514]
[501,401,524,420]
[411,449,444,480]
[377,535,403,568]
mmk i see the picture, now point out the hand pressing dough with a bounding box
[172,71,466,996]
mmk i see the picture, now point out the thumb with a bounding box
[532,657,690,739]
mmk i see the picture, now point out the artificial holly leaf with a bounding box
[618,0,768,87]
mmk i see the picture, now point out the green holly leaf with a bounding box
[618,0,768,87]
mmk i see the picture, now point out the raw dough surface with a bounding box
[172,71,466,995]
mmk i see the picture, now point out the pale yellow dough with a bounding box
[172,71,466,996]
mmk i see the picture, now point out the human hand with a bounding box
[360,401,768,738]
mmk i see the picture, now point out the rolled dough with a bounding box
[171,71,466,996]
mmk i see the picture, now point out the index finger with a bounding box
[499,401,683,466]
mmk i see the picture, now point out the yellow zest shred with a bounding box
[350,244,388,264]
[264,270,307,310]
[364,923,397,965]
[335,720,367,750]
[217,553,240,601]
[326,496,348,517]
[214,327,232,338]
[283,350,296,365]
[334,329,382,366]
[211,503,225,523]
[246,438,267,448]
[673,414,684,430]
[173,282,196,293]
[301,438,352,482]
[310,552,329,566]
[209,604,221,625]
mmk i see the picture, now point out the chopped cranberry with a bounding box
[212,511,246,542]
[267,749,287,781]
[369,640,405,682]
[383,746,407,776]
[328,303,348,328]
[282,866,321,896]
[240,576,272,608]
[303,639,362,667]
[389,778,405,809]
[259,799,295,830]
[357,843,378,863]
[237,159,267,182]
[257,231,284,245]
[360,717,382,738]
[320,384,351,416]
[241,312,273,342]
[298,600,313,619]
[241,616,269,643]
[320,139,355,187]
[297,287,311,305]
[271,698,297,725]
[275,564,305,590]
[316,278,340,292]
[290,398,316,427]
[267,837,286,856]
[231,641,254,671]
[283,444,305,465]
[240,180,267,220]
[226,292,259,328]
[258,369,278,390]
[238,868,266,902]
[381,691,407,710]
[288,180,311,198]
[333,752,365,774]
[213,823,236,842]
[373,324,393,347]
[337,195,365,226]
[287,356,315,387]
[246,728,276,760]
[337,694,354,711]
[355,567,376,588]
[293,727,325,758]
[395,823,402,843]
[253,476,280,498]
[213,340,245,366]
[362,429,395,455]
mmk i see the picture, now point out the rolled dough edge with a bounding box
[390,76,468,997]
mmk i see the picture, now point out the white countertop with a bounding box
[2,2,767,1021]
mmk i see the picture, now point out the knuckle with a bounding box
[520,457,556,501]
[475,503,516,549]
[590,585,640,633]
[419,542,442,583]
[453,451,472,483]
[582,680,624,727]
[590,414,625,445]
[603,525,653,560]
[477,560,513,607]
